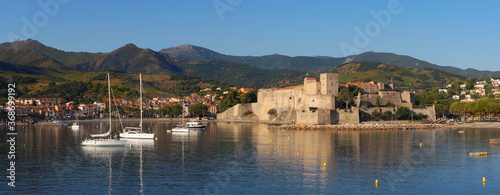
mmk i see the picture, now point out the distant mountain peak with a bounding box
[122,43,140,49]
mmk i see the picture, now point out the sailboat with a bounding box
[82,73,127,147]
[120,73,156,139]
[171,101,189,132]
[71,111,80,130]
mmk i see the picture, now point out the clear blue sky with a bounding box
[1,0,499,71]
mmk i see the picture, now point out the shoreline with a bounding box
[3,119,499,130]
[449,122,500,129]
[268,123,446,131]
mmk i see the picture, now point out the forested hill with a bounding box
[328,61,466,91]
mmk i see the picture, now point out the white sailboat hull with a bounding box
[81,139,127,147]
[171,127,190,132]
[120,132,155,139]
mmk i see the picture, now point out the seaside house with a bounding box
[461,98,475,102]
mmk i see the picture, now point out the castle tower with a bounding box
[304,77,319,95]
[320,73,338,96]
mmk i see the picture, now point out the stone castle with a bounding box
[217,73,436,124]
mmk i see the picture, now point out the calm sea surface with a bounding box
[1,120,500,194]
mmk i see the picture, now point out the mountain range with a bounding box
[0,40,310,89]
[0,39,498,94]
[160,44,500,78]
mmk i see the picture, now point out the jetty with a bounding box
[35,121,66,127]
[268,123,444,131]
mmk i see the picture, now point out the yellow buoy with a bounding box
[278,145,280,148]
[324,162,327,167]
[483,177,486,182]
[270,140,272,143]
[375,179,378,187]
[420,143,422,147]
[297,152,300,156]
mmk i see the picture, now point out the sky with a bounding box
[1,0,499,71]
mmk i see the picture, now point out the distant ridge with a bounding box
[160,44,500,78]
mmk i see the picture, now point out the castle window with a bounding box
[312,99,314,102]
[289,97,292,100]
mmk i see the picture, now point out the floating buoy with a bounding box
[420,143,422,147]
[470,152,488,157]
[324,162,327,167]
[297,152,300,156]
[278,145,280,148]
[483,177,486,182]
[375,179,378,187]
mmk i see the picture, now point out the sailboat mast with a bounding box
[108,73,112,139]
[140,73,143,131]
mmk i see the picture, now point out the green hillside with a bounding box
[0,39,105,66]
[180,61,309,89]
[328,61,466,90]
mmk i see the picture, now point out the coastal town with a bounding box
[440,77,500,102]
[2,75,499,125]
[0,87,254,123]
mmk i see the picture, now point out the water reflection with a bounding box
[2,121,500,194]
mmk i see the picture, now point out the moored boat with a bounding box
[186,119,206,130]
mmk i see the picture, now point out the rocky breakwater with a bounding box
[269,123,444,131]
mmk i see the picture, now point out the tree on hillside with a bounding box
[447,81,461,96]
[336,88,353,110]
[171,104,183,117]
[268,108,277,115]
[435,104,450,118]
[217,91,240,113]
[240,91,257,103]
[394,107,412,120]
[189,103,208,117]
[450,102,467,121]
[465,78,476,90]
